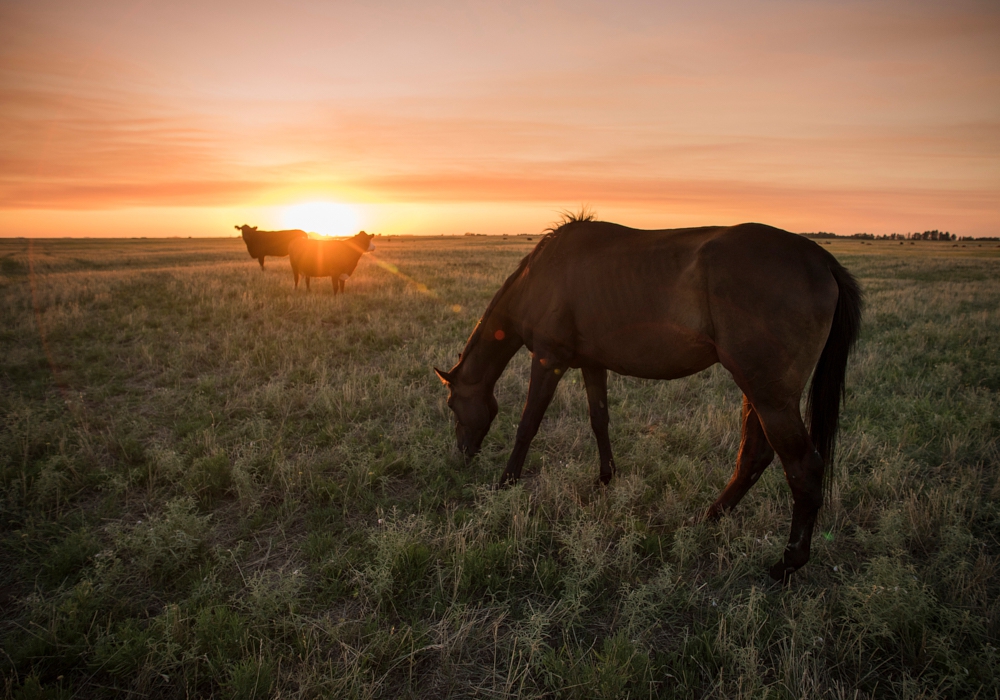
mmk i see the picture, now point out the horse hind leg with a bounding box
[582,367,616,484]
[754,402,825,582]
[705,395,774,520]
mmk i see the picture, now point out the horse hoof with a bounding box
[768,560,796,584]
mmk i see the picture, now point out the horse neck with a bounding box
[456,289,524,389]
[454,259,528,388]
[456,331,521,391]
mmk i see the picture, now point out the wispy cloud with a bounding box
[1,0,998,234]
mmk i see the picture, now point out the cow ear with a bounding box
[434,367,453,385]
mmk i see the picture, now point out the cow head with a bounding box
[350,230,376,253]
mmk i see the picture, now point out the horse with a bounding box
[235,225,308,269]
[288,231,375,293]
[436,216,862,581]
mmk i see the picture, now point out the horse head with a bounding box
[435,366,497,460]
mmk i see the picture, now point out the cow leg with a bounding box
[293,270,300,290]
[704,395,775,520]
[258,256,265,269]
[499,353,565,487]
[754,402,825,582]
[582,367,616,484]
[339,279,346,293]
[305,277,311,291]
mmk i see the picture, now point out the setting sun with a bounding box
[280,202,361,237]
[1,1,997,239]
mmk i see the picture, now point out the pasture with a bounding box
[1,234,998,699]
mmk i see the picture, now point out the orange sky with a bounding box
[1,0,998,237]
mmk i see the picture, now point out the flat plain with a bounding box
[1,234,998,699]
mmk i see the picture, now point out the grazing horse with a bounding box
[436,217,862,581]
[288,231,375,293]
[235,225,308,269]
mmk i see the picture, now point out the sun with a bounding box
[280,202,361,237]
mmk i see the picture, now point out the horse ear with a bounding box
[434,367,453,385]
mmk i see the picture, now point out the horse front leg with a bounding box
[705,395,775,519]
[582,367,616,485]
[499,353,565,487]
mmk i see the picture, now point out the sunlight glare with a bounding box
[280,202,361,237]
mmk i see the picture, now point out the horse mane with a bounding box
[545,206,597,234]
[455,208,597,367]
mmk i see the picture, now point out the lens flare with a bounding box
[369,258,439,299]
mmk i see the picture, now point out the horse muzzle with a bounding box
[455,427,486,463]
[457,440,482,463]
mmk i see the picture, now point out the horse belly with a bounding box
[575,316,718,380]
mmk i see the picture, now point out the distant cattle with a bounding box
[235,225,308,269]
[288,231,375,293]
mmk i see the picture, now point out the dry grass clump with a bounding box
[1,236,998,698]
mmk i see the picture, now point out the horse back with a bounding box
[507,221,839,383]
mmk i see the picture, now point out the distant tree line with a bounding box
[857,230,956,241]
[801,230,960,241]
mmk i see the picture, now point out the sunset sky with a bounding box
[1,0,998,238]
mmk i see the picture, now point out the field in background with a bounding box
[1,235,998,699]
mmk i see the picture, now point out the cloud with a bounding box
[1,0,997,237]
[356,170,998,213]
[0,78,265,205]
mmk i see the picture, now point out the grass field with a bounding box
[1,234,998,699]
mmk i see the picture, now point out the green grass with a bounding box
[1,235,998,698]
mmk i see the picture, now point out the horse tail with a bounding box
[808,258,863,490]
